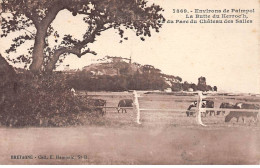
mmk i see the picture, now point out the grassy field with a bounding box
[0,91,260,165]
[86,91,260,128]
[0,126,260,165]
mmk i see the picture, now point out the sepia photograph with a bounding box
[0,0,259,165]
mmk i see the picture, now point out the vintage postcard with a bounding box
[0,0,259,165]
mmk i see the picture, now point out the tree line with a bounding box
[66,71,169,91]
[66,62,217,92]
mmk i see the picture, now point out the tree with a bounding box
[190,83,197,91]
[182,81,190,91]
[206,85,212,91]
[1,0,164,72]
[172,82,182,92]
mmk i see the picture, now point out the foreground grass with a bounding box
[0,125,259,165]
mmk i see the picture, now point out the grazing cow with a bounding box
[225,102,260,123]
[202,100,215,116]
[92,99,106,116]
[217,102,235,115]
[186,101,197,117]
[186,100,215,117]
[117,99,133,113]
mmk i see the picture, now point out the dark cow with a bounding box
[186,100,214,117]
[225,103,260,123]
[217,102,235,115]
[186,101,197,117]
[202,100,215,117]
[92,99,106,116]
[117,99,133,113]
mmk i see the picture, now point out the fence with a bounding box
[196,91,260,126]
[138,91,260,126]
[78,90,260,127]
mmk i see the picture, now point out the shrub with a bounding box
[0,72,101,127]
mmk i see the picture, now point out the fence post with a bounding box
[133,90,141,124]
[258,109,260,122]
[197,91,207,126]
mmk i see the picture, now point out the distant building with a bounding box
[82,56,139,76]
[90,70,104,76]
[164,88,172,93]
[82,63,119,76]
[198,76,206,86]
[163,75,182,84]
[188,88,194,92]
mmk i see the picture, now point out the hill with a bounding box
[65,56,216,92]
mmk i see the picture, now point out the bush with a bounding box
[0,72,101,127]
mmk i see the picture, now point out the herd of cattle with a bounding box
[186,100,260,123]
[92,98,259,124]
[92,99,134,116]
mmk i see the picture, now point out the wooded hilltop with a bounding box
[63,56,217,92]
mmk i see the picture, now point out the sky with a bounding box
[0,0,259,93]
